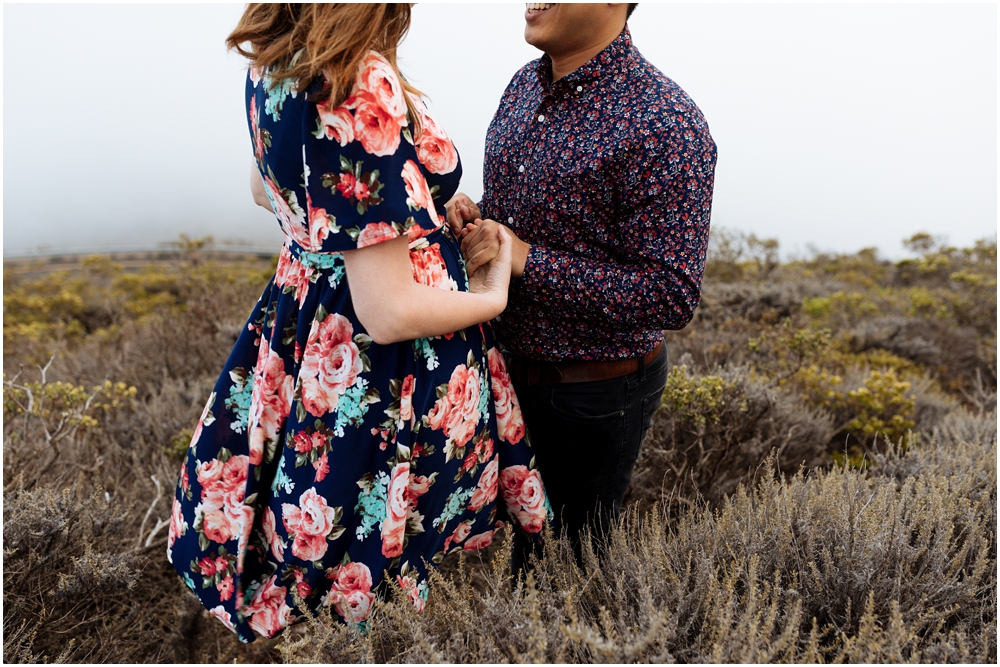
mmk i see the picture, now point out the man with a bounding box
[448,3,717,568]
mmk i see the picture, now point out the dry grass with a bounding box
[279,415,996,663]
[3,233,996,663]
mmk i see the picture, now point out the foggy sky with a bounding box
[3,3,996,259]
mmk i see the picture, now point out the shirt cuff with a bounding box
[518,243,548,296]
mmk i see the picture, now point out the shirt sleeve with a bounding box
[291,54,442,253]
[515,126,717,331]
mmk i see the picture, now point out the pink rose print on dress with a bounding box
[464,529,496,551]
[235,505,255,574]
[396,573,426,612]
[248,337,294,466]
[356,52,407,122]
[326,561,376,625]
[281,487,344,562]
[292,430,326,455]
[442,519,472,552]
[290,569,312,600]
[345,89,401,157]
[426,363,482,461]
[262,174,310,249]
[249,96,271,159]
[209,606,237,633]
[402,160,438,218]
[337,171,357,198]
[300,311,363,418]
[413,107,458,175]
[312,453,330,482]
[467,455,499,513]
[245,575,292,638]
[218,575,235,601]
[381,461,410,557]
[306,193,338,251]
[487,348,526,444]
[410,244,457,291]
[261,506,284,563]
[500,465,547,534]
[404,472,434,506]
[354,180,370,201]
[189,392,216,452]
[195,454,250,545]
[398,374,415,426]
[357,222,399,248]
[274,246,314,309]
[315,99,355,146]
[168,496,187,550]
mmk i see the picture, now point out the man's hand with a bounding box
[461,218,529,278]
[444,192,482,236]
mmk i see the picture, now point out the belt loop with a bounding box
[639,347,647,381]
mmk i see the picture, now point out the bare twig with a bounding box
[135,475,163,549]
[144,517,170,548]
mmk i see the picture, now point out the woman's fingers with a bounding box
[463,235,501,273]
[467,248,495,276]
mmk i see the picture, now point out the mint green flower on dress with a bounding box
[333,378,379,437]
[263,75,296,122]
[413,337,439,371]
[225,367,254,434]
[431,487,473,531]
[354,471,389,540]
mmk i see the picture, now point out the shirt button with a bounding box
[537,114,545,123]
[518,165,525,173]
[576,86,583,92]
[507,217,514,224]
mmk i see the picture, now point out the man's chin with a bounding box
[523,28,550,52]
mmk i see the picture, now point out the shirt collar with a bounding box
[535,25,634,94]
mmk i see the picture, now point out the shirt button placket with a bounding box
[515,98,549,229]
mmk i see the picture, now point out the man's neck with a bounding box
[549,26,625,81]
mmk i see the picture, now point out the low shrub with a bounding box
[280,427,996,663]
[625,365,833,512]
[3,234,994,663]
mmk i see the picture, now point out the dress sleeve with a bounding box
[297,52,443,252]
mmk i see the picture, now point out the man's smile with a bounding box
[525,3,554,22]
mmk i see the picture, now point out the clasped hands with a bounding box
[445,194,529,291]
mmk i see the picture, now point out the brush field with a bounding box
[3,232,996,663]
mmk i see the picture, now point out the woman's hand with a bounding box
[461,218,529,278]
[468,226,512,309]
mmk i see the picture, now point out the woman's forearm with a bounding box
[343,236,507,345]
[371,283,505,344]
[250,160,273,210]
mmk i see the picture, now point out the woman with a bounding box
[167,4,548,643]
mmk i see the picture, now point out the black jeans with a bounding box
[510,345,668,575]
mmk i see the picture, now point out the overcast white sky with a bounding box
[3,3,997,258]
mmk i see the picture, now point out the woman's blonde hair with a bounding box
[226,3,422,125]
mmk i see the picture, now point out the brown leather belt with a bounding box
[506,341,664,386]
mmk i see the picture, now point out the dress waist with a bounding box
[284,224,449,270]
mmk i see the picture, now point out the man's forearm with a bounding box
[517,244,702,331]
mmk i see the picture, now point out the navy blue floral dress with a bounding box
[167,52,548,643]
